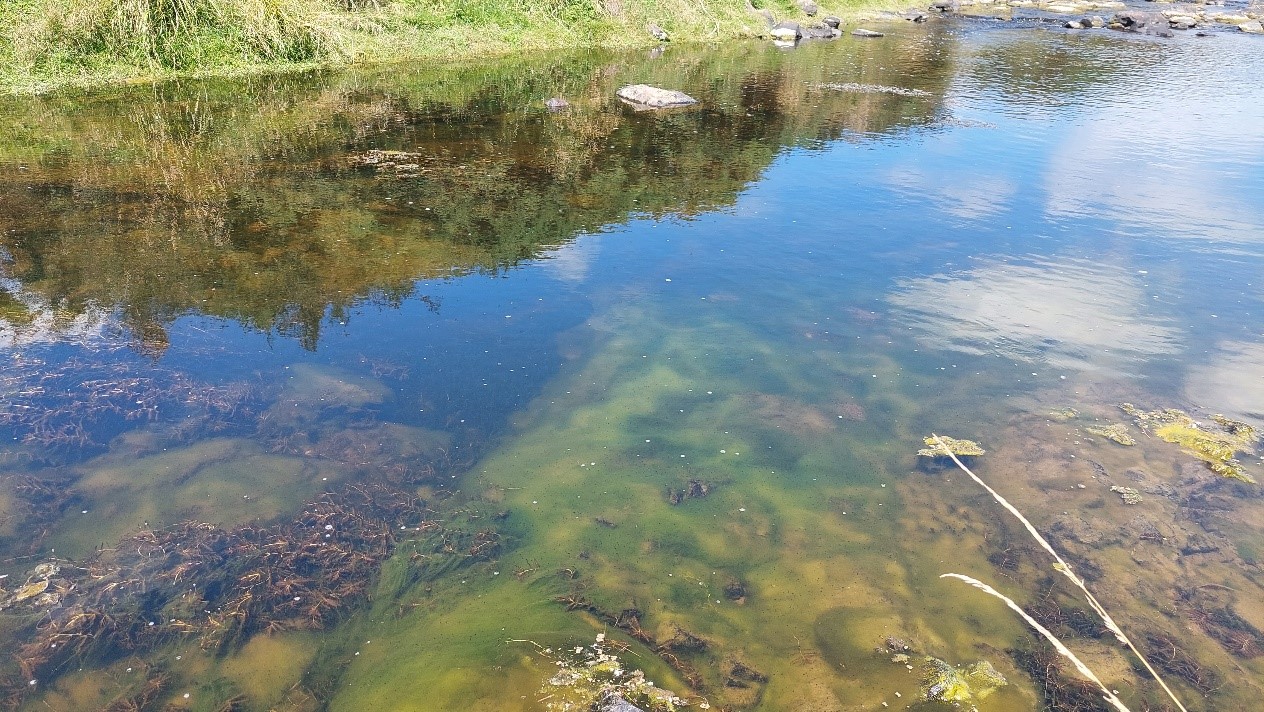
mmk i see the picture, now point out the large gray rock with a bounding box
[803,25,842,38]
[1109,10,1173,35]
[797,0,820,15]
[1239,20,1264,33]
[616,84,698,109]
[822,15,842,27]
[770,21,804,40]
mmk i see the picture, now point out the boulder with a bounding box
[852,28,885,36]
[822,15,843,27]
[1064,18,1087,27]
[616,84,698,109]
[1240,20,1264,33]
[1087,15,1106,27]
[803,25,842,38]
[647,22,669,41]
[1167,15,1197,29]
[797,0,820,15]
[931,0,958,11]
[770,20,804,40]
[1109,10,1173,35]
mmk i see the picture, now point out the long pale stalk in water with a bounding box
[930,434,1188,712]
[941,573,1132,712]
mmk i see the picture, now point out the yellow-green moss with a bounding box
[917,436,985,458]
[1121,404,1258,483]
[1084,423,1136,446]
[921,656,1007,704]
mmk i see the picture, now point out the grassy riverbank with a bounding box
[0,0,888,95]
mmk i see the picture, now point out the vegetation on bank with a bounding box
[0,0,877,94]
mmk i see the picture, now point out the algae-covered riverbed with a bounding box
[2,18,1264,712]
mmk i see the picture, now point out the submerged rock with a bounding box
[544,97,570,111]
[852,28,885,37]
[616,84,697,110]
[597,694,646,712]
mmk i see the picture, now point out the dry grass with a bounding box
[0,0,895,94]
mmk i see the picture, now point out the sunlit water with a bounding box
[1,17,1263,712]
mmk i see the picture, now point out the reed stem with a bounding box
[930,434,1188,712]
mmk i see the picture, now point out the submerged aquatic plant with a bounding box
[1109,486,1142,505]
[1120,404,1258,482]
[917,435,985,458]
[921,656,1008,708]
[524,634,701,712]
[929,434,1189,712]
[1085,423,1136,446]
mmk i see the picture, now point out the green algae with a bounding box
[1049,407,1080,421]
[1110,486,1143,505]
[1085,423,1136,446]
[917,436,986,458]
[1121,403,1259,483]
[921,656,1008,707]
[316,304,997,711]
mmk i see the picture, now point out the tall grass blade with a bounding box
[941,573,1132,712]
[930,434,1188,712]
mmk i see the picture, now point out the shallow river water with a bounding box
[1,15,1263,712]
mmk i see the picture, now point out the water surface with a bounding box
[1,19,1263,712]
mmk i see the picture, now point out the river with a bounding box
[1,15,1262,712]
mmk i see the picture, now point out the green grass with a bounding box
[0,0,893,94]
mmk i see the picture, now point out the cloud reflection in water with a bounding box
[1185,341,1264,425]
[888,259,1182,372]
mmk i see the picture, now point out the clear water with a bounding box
[1,19,1263,712]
